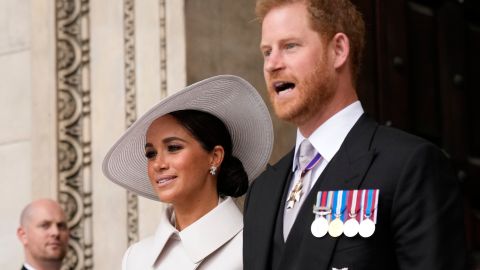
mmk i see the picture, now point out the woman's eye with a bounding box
[167,145,183,152]
[145,150,157,159]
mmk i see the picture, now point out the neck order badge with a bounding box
[286,140,321,209]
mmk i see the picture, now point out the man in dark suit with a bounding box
[243,0,467,269]
[17,199,69,270]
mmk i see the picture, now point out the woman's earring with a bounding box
[209,166,217,176]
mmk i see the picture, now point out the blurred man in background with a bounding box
[17,199,69,270]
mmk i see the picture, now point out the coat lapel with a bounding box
[245,150,293,269]
[280,114,379,269]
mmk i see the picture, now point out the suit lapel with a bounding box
[247,150,293,269]
[280,114,379,269]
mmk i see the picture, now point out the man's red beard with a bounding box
[268,56,336,127]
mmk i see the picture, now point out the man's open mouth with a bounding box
[274,82,295,93]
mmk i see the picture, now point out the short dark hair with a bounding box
[169,110,248,197]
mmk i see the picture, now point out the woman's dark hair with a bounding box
[168,110,248,197]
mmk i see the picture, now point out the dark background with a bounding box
[351,0,480,267]
[185,0,480,267]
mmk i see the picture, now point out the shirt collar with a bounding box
[149,197,243,265]
[23,263,35,270]
[293,101,364,171]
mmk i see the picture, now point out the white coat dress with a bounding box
[121,197,243,270]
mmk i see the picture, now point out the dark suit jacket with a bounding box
[21,265,27,270]
[244,114,467,270]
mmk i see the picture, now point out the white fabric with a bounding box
[121,197,243,270]
[23,263,35,270]
[291,101,364,190]
[282,101,364,240]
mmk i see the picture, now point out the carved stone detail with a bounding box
[56,0,93,269]
[123,0,140,246]
[159,0,167,97]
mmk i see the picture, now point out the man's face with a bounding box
[18,202,69,264]
[260,2,336,126]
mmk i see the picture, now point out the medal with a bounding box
[359,218,375,237]
[343,189,360,237]
[344,217,360,237]
[358,189,379,238]
[328,217,344,237]
[286,181,303,209]
[311,216,329,237]
[328,190,346,237]
[311,191,331,237]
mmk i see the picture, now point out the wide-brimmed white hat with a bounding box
[102,75,274,201]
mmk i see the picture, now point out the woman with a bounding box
[102,75,273,269]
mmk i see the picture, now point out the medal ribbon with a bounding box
[326,191,334,222]
[332,190,346,221]
[347,190,361,222]
[372,189,379,223]
[364,189,373,220]
[363,189,379,223]
[340,190,348,222]
[314,191,322,218]
[360,189,367,222]
[321,190,328,208]
[315,191,322,208]
[300,153,322,177]
[344,190,355,221]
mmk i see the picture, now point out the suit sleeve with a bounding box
[391,143,467,270]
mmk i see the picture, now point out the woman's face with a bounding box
[145,115,218,205]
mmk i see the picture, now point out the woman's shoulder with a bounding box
[122,235,156,269]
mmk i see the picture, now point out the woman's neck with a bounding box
[173,193,219,231]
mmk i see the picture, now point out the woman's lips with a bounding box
[156,176,176,186]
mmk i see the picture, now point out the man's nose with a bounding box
[264,50,284,73]
[49,225,60,236]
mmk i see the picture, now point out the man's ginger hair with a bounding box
[256,0,366,85]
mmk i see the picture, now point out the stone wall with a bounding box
[0,0,293,269]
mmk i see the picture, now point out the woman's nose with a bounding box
[151,155,167,171]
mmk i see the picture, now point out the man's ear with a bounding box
[331,32,350,69]
[17,227,27,245]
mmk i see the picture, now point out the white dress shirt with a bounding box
[290,101,364,194]
[23,263,35,270]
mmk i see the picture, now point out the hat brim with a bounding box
[102,75,274,201]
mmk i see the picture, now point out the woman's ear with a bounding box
[331,32,350,69]
[211,145,225,168]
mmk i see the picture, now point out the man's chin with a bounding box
[45,251,67,260]
[273,106,301,123]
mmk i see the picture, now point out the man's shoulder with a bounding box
[355,114,435,150]
[258,149,294,176]
[369,124,451,167]
[349,115,449,164]
[374,124,440,150]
